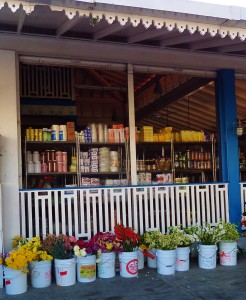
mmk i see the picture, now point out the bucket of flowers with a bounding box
[217,220,240,266]
[142,230,163,269]
[92,231,118,278]
[42,234,77,286]
[73,238,97,283]
[0,235,46,295]
[195,223,224,270]
[151,230,181,276]
[114,224,140,278]
[168,226,196,272]
[20,236,53,288]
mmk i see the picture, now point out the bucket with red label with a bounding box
[119,251,138,278]
[54,258,76,286]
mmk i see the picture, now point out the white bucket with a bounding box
[176,246,190,272]
[198,244,217,269]
[119,251,138,278]
[77,255,96,283]
[29,260,52,288]
[156,249,176,275]
[97,252,116,279]
[147,248,157,268]
[219,241,237,266]
[54,258,76,286]
[4,267,27,295]
[138,249,145,270]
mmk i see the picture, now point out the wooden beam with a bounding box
[56,14,80,37]
[17,8,26,34]
[128,28,167,44]
[135,77,212,121]
[87,69,125,102]
[93,22,130,40]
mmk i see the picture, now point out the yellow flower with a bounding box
[106,243,113,251]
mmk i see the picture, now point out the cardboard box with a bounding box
[67,122,75,141]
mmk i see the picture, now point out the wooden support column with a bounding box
[127,64,137,185]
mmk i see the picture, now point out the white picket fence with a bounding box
[19,183,229,239]
[241,182,246,214]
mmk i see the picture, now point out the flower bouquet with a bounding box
[42,234,76,259]
[114,224,140,252]
[114,224,140,278]
[42,234,77,287]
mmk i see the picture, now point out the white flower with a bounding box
[74,245,80,252]
[96,258,102,264]
[80,249,87,257]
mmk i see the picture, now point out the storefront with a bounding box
[0,0,246,250]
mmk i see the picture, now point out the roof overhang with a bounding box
[4,0,246,40]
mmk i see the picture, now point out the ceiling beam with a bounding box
[189,36,240,50]
[128,28,167,44]
[135,77,212,122]
[160,32,206,47]
[87,69,124,102]
[135,74,162,96]
[56,14,80,37]
[93,22,130,40]
[218,43,246,53]
[5,33,246,72]
[17,8,26,34]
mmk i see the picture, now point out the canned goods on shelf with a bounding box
[41,163,47,173]
[56,151,63,162]
[47,160,53,173]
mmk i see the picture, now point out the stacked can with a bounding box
[90,148,99,173]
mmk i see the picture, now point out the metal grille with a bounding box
[20,64,72,99]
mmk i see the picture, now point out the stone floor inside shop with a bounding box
[1,253,246,300]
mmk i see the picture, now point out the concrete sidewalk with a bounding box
[1,255,246,300]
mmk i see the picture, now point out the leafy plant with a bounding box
[217,220,240,242]
[169,226,196,247]
[194,223,225,245]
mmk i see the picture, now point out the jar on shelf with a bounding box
[27,161,34,173]
[34,161,41,173]
[33,151,40,162]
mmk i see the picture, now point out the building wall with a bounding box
[0,50,20,251]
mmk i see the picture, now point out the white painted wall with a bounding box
[0,50,20,252]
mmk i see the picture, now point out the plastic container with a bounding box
[156,249,176,275]
[176,246,190,271]
[54,258,76,286]
[76,255,96,283]
[219,241,237,266]
[198,244,217,269]
[4,267,27,295]
[119,251,138,278]
[29,260,52,288]
[97,252,116,278]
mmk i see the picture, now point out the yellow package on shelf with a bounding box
[158,134,165,142]
[153,134,159,142]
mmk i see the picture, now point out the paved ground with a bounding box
[1,253,246,300]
